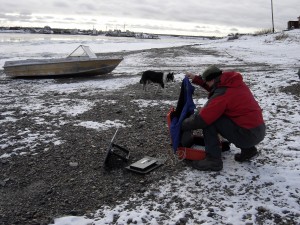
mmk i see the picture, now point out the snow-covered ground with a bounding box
[1,30,299,225]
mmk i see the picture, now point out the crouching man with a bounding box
[182,65,266,171]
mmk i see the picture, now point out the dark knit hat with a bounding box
[202,65,222,81]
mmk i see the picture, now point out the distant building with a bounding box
[135,33,160,39]
[39,26,54,34]
[287,16,300,29]
[105,29,135,37]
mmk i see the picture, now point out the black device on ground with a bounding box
[126,156,165,174]
[103,129,130,167]
[103,129,165,173]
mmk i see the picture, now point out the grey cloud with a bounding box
[0,0,299,35]
[63,17,76,21]
[53,1,69,7]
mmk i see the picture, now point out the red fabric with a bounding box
[192,75,211,92]
[196,71,264,129]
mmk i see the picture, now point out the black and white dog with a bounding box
[140,70,174,92]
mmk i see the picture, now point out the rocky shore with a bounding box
[0,81,186,225]
[0,45,299,225]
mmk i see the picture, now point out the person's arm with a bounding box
[185,72,211,92]
[182,93,227,130]
[185,71,197,80]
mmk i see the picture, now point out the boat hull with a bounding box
[3,58,123,78]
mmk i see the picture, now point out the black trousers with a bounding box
[181,116,266,158]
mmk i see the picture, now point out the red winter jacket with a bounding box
[192,71,264,129]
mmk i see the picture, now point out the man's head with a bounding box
[202,65,222,82]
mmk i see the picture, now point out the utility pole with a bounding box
[271,0,275,33]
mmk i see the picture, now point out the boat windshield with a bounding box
[67,45,97,59]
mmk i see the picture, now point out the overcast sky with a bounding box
[0,0,299,36]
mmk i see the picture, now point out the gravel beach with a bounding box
[0,44,299,225]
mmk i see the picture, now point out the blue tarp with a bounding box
[170,77,196,152]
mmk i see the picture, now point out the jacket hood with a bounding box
[218,71,243,88]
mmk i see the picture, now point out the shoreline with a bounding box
[0,43,299,225]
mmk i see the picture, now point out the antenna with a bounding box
[270,0,275,33]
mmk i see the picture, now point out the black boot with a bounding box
[192,155,223,171]
[234,146,258,162]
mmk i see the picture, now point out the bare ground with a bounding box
[0,45,299,225]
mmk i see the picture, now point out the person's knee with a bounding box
[182,114,205,131]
